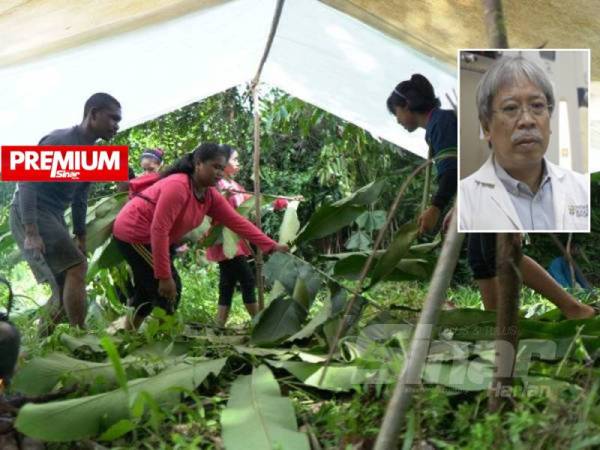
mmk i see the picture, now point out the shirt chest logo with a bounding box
[568,204,588,218]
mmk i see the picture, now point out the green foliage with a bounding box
[101,336,129,391]
[222,228,240,259]
[92,87,423,247]
[251,253,322,345]
[295,179,385,245]
[5,276,600,448]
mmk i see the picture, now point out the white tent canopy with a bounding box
[0,0,456,160]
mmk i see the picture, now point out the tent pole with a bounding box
[373,209,464,449]
[251,87,266,310]
[250,0,286,310]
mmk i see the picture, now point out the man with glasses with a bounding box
[459,55,589,231]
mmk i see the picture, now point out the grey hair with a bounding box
[476,55,555,127]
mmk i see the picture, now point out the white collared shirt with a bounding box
[459,155,589,232]
[493,158,556,230]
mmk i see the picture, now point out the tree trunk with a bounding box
[488,233,522,412]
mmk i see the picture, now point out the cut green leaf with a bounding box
[333,180,385,207]
[368,221,419,288]
[279,200,300,245]
[251,296,308,346]
[85,194,127,254]
[15,358,227,442]
[223,228,240,259]
[295,204,364,244]
[11,353,141,396]
[221,365,310,450]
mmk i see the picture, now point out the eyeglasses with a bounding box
[492,101,552,120]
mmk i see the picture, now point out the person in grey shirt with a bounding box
[10,93,122,332]
[459,55,589,231]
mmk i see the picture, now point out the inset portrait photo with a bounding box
[458,50,590,232]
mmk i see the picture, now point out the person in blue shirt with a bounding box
[386,74,596,319]
[547,245,591,289]
[387,74,457,234]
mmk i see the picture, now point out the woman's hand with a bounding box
[418,205,441,235]
[158,277,178,301]
[273,243,289,253]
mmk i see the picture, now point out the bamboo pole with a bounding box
[374,210,464,449]
[249,0,286,310]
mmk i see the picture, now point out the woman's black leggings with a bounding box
[218,256,256,306]
[115,238,182,317]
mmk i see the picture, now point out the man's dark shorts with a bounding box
[9,203,85,285]
[467,233,497,280]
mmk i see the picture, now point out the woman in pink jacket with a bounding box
[113,143,288,329]
[206,150,288,327]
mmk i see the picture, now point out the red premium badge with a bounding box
[0,146,129,182]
